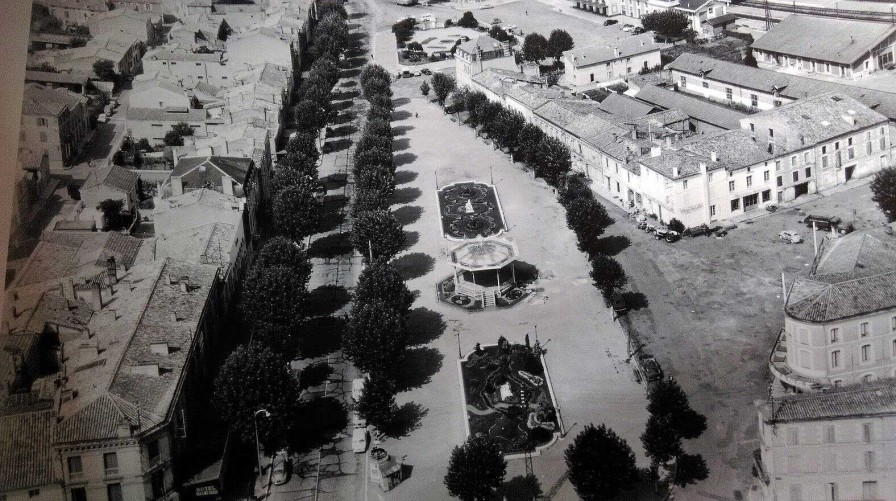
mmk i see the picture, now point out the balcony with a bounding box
[768,329,827,392]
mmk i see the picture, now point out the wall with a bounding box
[62,442,146,501]
[563,49,662,90]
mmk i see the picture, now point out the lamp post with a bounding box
[254,409,271,476]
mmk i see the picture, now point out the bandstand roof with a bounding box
[448,238,519,271]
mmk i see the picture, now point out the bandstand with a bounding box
[445,237,523,309]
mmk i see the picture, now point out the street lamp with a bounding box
[253,409,271,476]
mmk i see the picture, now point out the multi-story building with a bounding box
[755,378,896,501]
[86,9,165,47]
[770,229,896,392]
[18,83,90,173]
[36,0,112,26]
[561,33,667,90]
[751,15,896,80]
[454,35,517,90]
[27,32,145,78]
[142,49,232,88]
[126,107,209,142]
[78,165,142,230]
[571,0,729,33]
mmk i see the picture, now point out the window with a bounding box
[708,172,713,181]
[680,75,687,87]
[804,151,810,163]
[824,425,835,443]
[830,328,839,343]
[830,350,841,368]
[104,452,119,474]
[702,81,708,89]
[769,128,774,138]
[107,483,123,501]
[151,471,166,499]
[891,316,896,332]
[773,99,782,107]
[762,189,771,202]
[833,379,842,387]
[790,155,797,167]
[682,180,688,189]
[590,73,594,82]
[863,481,879,499]
[863,422,873,443]
[860,322,869,337]
[28,491,40,498]
[743,175,751,187]
[750,94,758,107]
[709,205,716,216]
[36,117,47,127]
[763,170,769,181]
[68,456,83,476]
[777,176,783,187]
[71,488,87,501]
[892,338,896,357]
[39,131,47,143]
[775,160,781,171]
[822,145,828,154]
[728,180,735,191]
[822,155,829,168]
[805,167,811,178]
[787,427,798,445]
[861,344,871,362]
[864,451,875,472]
[792,171,799,183]
[147,439,161,464]
[726,87,732,100]
[730,198,740,211]
[749,123,755,132]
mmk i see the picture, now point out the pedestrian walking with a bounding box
[415,112,419,118]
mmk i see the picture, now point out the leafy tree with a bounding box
[871,166,896,222]
[547,29,574,61]
[69,24,89,36]
[92,59,117,81]
[641,10,690,37]
[355,164,395,197]
[565,424,638,501]
[589,254,627,297]
[295,100,329,133]
[356,373,397,430]
[70,37,87,48]
[674,453,709,487]
[406,41,424,53]
[566,197,612,252]
[516,123,545,165]
[354,259,414,314]
[312,12,349,58]
[354,146,394,174]
[419,80,431,96]
[255,236,312,278]
[163,122,194,146]
[392,18,416,43]
[444,434,506,501]
[667,218,685,233]
[355,133,392,157]
[364,118,393,139]
[241,264,310,334]
[272,167,318,199]
[273,182,322,242]
[488,25,515,44]
[743,46,758,67]
[352,187,391,215]
[522,33,549,62]
[430,73,456,107]
[647,378,706,440]
[456,11,478,29]
[360,65,392,89]
[641,413,682,466]
[98,199,130,231]
[214,343,300,450]
[533,136,571,187]
[343,300,408,373]
[281,131,320,179]
[352,209,406,260]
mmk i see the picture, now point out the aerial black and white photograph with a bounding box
[1,0,895,499]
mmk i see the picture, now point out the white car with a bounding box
[622,24,634,32]
[97,113,108,123]
[352,428,369,453]
[779,230,803,244]
[352,378,365,401]
[351,410,367,429]
[271,450,291,485]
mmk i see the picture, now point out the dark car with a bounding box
[803,214,842,232]
[421,68,432,75]
[611,293,627,315]
[632,26,646,34]
[604,19,618,26]
[639,355,663,382]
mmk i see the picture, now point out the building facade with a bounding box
[561,33,667,90]
[142,49,232,88]
[454,36,517,90]
[18,84,90,173]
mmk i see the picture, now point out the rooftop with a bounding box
[457,35,507,56]
[24,70,90,85]
[81,164,140,193]
[751,14,896,65]
[633,83,748,129]
[172,156,254,192]
[597,93,660,119]
[126,106,207,122]
[144,48,224,62]
[639,128,772,179]
[760,377,896,423]
[20,83,86,117]
[0,410,57,492]
[41,0,110,11]
[705,13,739,27]
[563,33,668,68]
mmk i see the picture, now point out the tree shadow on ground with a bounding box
[392,125,414,136]
[308,232,353,259]
[332,89,361,101]
[324,193,347,206]
[512,261,540,286]
[393,97,411,108]
[340,68,362,79]
[342,57,366,69]
[392,205,423,226]
[286,396,347,454]
[348,11,366,19]
[324,138,353,152]
[392,251,434,280]
[321,173,347,190]
[306,285,351,317]
[501,475,543,501]
[331,112,354,125]
[297,316,344,358]
[392,110,412,122]
[402,231,420,250]
[340,80,358,88]
[347,23,363,30]
[383,402,428,438]
[327,124,357,138]
[299,362,332,390]
[621,291,649,311]
[394,169,418,185]
[391,346,443,391]
[404,307,446,345]
[393,152,417,167]
[317,210,345,233]
[392,137,411,151]
[349,32,365,42]
[391,187,421,205]
[593,235,631,256]
[332,100,354,111]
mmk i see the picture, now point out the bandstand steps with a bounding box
[484,292,496,308]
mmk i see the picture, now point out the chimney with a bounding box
[179,281,189,293]
[63,279,76,301]
[106,256,118,284]
[841,114,855,126]
[171,176,184,196]
[672,166,680,178]
[222,176,234,196]
[150,342,170,355]
[665,135,672,147]
[710,151,718,162]
[650,145,662,157]
[90,282,103,310]
[614,47,620,58]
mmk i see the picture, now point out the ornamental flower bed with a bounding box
[437,182,506,240]
[459,337,559,455]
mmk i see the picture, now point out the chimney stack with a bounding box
[90,282,103,310]
[106,256,118,284]
[650,145,662,157]
[710,151,718,162]
[672,166,680,178]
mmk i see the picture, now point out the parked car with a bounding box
[611,293,627,315]
[683,223,711,237]
[402,69,413,78]
[604,19,618,26]
[271,450,292,486]
[97,113,108,123]
[421,68,432,75]
[621,24,634,31]
[491,17,502,25]
[352,428,369,453]
[632,26,646,34]
[803,214,842,232]
[779,230,803,244]
[352,378,365,401]
[654,226,680,243]
[639,354,663,382]
[413,70,422,76]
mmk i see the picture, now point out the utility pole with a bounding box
[368,239,374,261]
[764,0,771,31]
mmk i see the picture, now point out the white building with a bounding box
[454,36,517,90]
[142,48,232,88]
[561,33,667,90]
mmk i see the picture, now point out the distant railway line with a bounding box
[736,0,895,23]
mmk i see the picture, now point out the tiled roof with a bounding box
[173,155,253,188]
[25,290,94,334]
[54,393,151,443]
[706,13,738,26]
[14,232,143,287]
[639,128,772,179]
[597,93,659,118]
[42,0,110,11]
[20,83,86,117]
[786,231,896,322]
[762,378,896,423]
[126,106,207,122]
[0,410,57,491]
[666,53,896,121]
[81,164,140,193]
[633,84,747,129]
[144,48,223,62]
[24,70,90,85]
[752,15,896,65]
[676,0,712,10]
[564,33,668,68]
[457,35,506,55]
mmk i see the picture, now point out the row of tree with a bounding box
[521,29,574,64]
[344,65,413,433]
